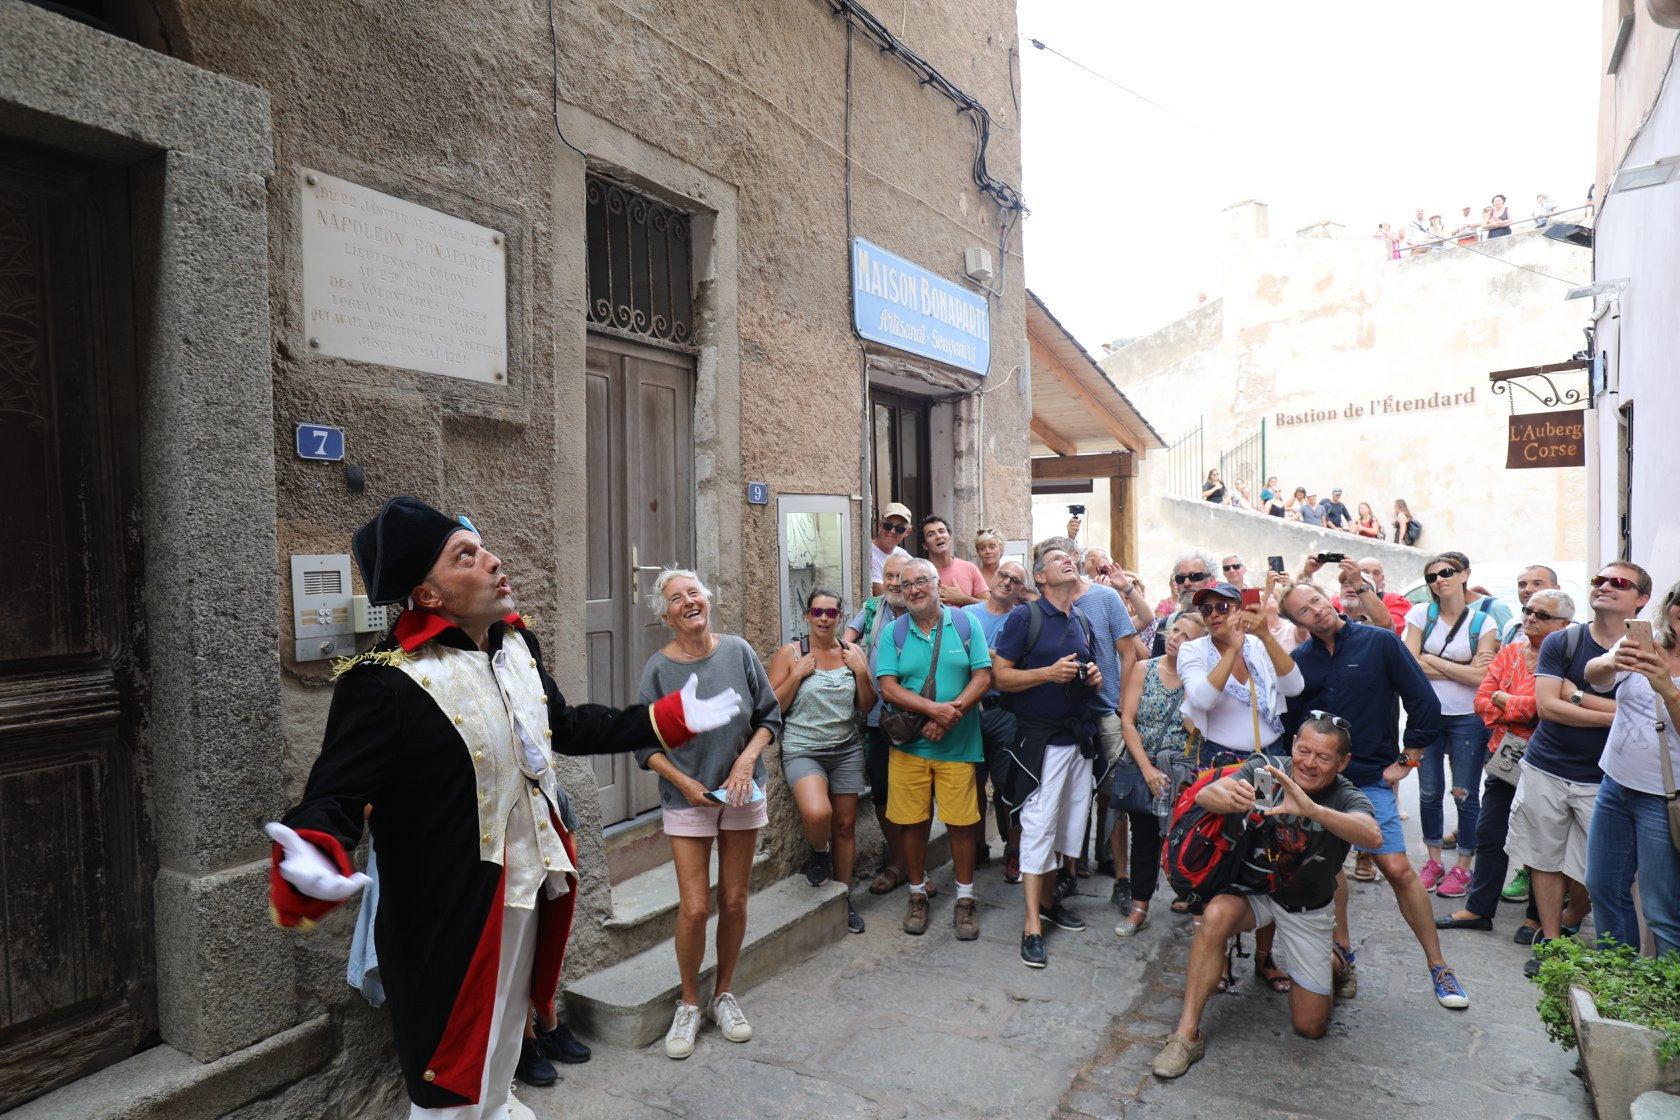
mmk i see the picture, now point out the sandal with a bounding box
[1256,951,1293,993]
[1169,897,1191,914]
[869,865,904,895]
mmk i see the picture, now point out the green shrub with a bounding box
[1532,938,1680,1063]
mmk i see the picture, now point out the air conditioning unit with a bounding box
[963,247,994,284]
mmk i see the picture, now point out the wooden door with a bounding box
[583,336,694,825]
[870,389,931,535]
[0,141,152,1111]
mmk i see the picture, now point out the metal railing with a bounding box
[1164,421,1204,500]
[1165,419,1267,504]
[1217,421,1266,503]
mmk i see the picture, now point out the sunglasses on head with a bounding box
[1197,600,1236,617]
[1423,567,1461,584]
[1521,605,1562,622]
[1307,709,1351,730]
[808,606,841,619]
[1175,571,1209,584]
[1591,574,1638,591]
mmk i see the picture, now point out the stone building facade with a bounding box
[1100,201,1590,593]
[0,0,1030,1114]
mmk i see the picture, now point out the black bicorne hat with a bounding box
[352,497,470,605]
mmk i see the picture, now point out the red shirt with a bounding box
[934,557,989,598]
[1381,592,1410,636]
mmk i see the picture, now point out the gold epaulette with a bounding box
[329,646,413,680]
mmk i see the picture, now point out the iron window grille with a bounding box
[585,175,695,351]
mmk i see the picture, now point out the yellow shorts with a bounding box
[887,750,980,827]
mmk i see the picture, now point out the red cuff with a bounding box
[268,829,353,932]
[650,690,696,750]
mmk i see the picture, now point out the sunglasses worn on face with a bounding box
[1424,567,1461,584]
[1175,571,1209,584]
[1223,563,1244,572]
[1307,709,1351,731]
[1521,606,1562,622]
[1198,600,1236,617]
[997,574,1023,586]
[808,606,841,619]
[883,522,909,534]
[1592,574,1638,591]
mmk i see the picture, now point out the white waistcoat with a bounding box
[396,629,575,908]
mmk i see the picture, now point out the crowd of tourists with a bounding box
[1203,469,1422,545]
[643,500,1680,1082]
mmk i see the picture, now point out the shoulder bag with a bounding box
[880,615,944,747]
[1657,716,1680,854]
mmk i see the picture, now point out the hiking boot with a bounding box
[664,1001,700,1059]
[1501,867,1531,902]
[1352,851,1378,881]
[903,891,930,935]
[804,848,832,887]
[1418,859,1446,893]
[535,1022,591,1064]
[514,1037,557,1086]
[1333,945,1358,1000]
[1020,932,1047,968]
[1436,866,1472,898]
[953,897,980,940]
[1151,1031,1206,1079]
[1038,904,1086,932]
[707,991,752,1042]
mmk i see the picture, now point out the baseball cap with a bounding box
[1192,582,1243,608]
[880,502,912,523]
[1331,487,1343,495]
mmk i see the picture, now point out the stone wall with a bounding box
[1154,497,1428,591]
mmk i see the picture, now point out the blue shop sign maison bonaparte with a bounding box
[850,238,989,377]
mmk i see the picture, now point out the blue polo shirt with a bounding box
[992,596,1096,726]
[1522,624,1618,785]
[1286,618,1442,788]
[1074,582,1136,714]
[874,606,991,763]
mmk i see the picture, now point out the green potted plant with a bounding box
[1532,938,1680,1120]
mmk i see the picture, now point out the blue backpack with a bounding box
[890,606,975,659]
[1420,601,1492,655]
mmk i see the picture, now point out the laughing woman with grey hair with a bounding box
[638,569,782,1060]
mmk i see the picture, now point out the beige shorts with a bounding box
[1505,764,1597,883]
[1246,895,1335,996]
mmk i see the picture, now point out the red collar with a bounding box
[393,610,527,652]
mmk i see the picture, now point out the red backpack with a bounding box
[1162,763,1266,913]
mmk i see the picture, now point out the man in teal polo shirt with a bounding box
[876,558,993,940]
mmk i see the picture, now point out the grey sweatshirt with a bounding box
[635,634,781,810]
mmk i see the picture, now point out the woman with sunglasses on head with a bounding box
[1177,581,1304,990]
[1403,554,1499,897]
[975,528,1036,602]
[1436,589,1574,936]
[769,588,876,934]
[1579,577,1680,955]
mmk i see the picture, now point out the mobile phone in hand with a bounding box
[1625,619,1655,649]
[1241,588,1262,609]
[1267,555,1286,574]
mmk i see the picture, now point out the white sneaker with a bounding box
[707,991,752,1042]
[664,1001,701,1059]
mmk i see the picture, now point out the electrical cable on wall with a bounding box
[548,0,588,159]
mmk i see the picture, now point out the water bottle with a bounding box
[1153,781,1172,829]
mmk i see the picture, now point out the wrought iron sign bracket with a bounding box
[1487,359,1590,412]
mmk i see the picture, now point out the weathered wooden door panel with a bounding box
[0,140,151,1112]
[584,337,693,825]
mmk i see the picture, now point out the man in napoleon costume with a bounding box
[267,498,741,1118]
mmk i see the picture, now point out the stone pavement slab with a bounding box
[523,784,1596,1120]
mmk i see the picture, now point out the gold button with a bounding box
[540,695,548,704]
[538,819,548,830]
[543,857,552,867]
[481,832,490,843]
[422,676,431,687]
[529,658,536,668]
[474,750,484,761]
[543,729,552,740]
[453,714,464,725]
[423,1070,436,1082]
[479,794,487,803]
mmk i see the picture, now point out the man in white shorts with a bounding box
[1152,716,1379,1079]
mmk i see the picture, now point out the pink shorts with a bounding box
[662,798,769,837]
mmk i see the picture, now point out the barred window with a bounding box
[585,175,694,350]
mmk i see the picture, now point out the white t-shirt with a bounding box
[1599,638,1680,796]
[869,541,909,586]
[1405,603,1484,716]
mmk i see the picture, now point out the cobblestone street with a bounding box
[527,786,1592,1120]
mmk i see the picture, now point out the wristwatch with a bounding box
[1396,753,1421,769]
[1569,689,1585,706]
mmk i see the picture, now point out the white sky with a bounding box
[1015,1,1605,348]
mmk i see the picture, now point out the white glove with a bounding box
[265,821,371,901]
[679,672,743,734]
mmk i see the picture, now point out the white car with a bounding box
[1399,560,1591,624]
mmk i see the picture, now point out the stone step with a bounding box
[565,873,849,1049]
